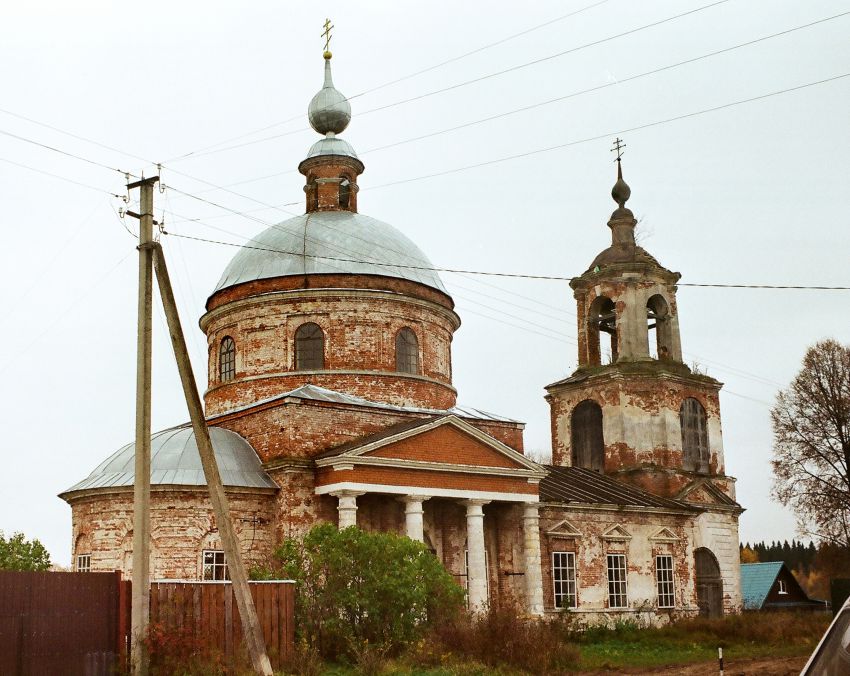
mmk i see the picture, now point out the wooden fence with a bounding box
[0,572,294,674]
[150,580,295,670]
[0,570,129,676]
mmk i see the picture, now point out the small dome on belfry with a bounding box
[298,23,365,214]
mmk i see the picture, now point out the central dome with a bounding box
[212,210,448,296]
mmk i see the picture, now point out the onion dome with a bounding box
[59,425,276,497]
[307,54,352,136]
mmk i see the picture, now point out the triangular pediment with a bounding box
[601,524,632,541]
[319,415,543,472]
[649,527,680,542]
[677,479,737,507]
[546,519,582,539]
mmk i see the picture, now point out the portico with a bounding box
[313,415,548,614]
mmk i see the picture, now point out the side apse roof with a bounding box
[211,211,448,297]
[740,561,785,610]
[60,425,277,497]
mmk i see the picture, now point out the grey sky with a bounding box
[1,1,848,565]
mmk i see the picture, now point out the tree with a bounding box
[0,531,51,571]
[254,524,465,659]
[771,339,850,547]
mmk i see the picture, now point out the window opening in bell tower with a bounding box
[646,294,671,360]
[339,177,350,209]
[587,296,618,366]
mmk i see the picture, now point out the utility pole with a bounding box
[126,175,158,675]
[124,175,272,675]
[152,242,273,676]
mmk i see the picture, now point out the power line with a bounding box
[165,0,612,161]
[162,230,850,290]
[365,72,850,192]
[201,9,850,193]
[0,128,132,178]
[171,0,731,162]
[0,155,124,198]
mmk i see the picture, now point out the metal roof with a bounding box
[60,425,277,496]
[211,211,448,296]
[740,562,784,610]
[540,465,696,510]
[307,58,351,136]
[211,383,521,424]
[304,136,358,160]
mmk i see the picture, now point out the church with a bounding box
[60,45,743,623]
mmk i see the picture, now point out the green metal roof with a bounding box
[740,561,784,609]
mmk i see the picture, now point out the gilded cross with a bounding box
[321,18,334,53]
[611,137,626,162]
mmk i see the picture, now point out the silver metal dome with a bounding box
[305,135,358,161]
[308,58,351,135]
[60,425,277,495]
[212,210,448,295]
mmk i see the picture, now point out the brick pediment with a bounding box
[364,424,525,469]
[677,479,738,507]
[317,415,541,472]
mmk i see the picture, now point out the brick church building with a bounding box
[61,48,743,622]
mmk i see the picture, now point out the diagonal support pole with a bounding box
[151,242,273,676]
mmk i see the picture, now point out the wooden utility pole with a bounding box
[127,175,158,675]
[152,243,273,676]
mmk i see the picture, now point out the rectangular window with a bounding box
[778,579,787,594]
[552,551,577,609]
[606,554,628,608]
[76,554,91,573]
[655,555,675,608]
[202,550,228,581]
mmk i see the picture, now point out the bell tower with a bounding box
[546,145,736,501]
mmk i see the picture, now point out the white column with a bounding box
[399,495,430,542]
[464,500,490,613]
[522,503,545,616]
[331,491,362,529]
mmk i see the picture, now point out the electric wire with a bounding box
[162,231,850,291]
[0,155,124,198]
[165,0,613,161]
[170,0,732,162]
[366,72,850,192]
[193,10,850,192]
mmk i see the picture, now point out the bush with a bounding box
[418,606,580,675]
[259,524,465,661]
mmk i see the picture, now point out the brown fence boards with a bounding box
[149,580,294,670]
[0,570,128,676]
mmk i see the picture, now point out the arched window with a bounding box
[219,337,236,382]
[339,177,351,209]
[647,294,672,360]
[295,322,324,370]
[680,398,709,472]
[571,400,604,472]
[587,296,617,366]
[395,328,420,374]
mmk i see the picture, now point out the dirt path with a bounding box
[592,655,807,675]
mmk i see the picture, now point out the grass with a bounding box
[300,611,831,675]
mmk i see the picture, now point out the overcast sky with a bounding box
[1,1,848,565]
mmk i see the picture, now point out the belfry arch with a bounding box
[586,296,618,366]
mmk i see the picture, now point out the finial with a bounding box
[321,18,334,59]
[610,137,631,208]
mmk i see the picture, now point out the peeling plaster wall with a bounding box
[68,488,276,579]
[538,506,699,625]
[693,510,743,614]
